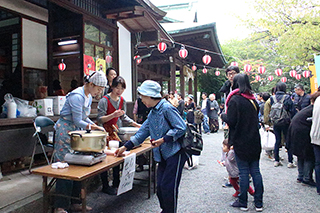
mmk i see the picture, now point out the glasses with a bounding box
[227,71,237,76]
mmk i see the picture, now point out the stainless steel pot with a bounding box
[118,127,139,141]
[68,130,108,153]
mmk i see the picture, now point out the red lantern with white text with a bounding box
[215,71,220,76]
[268,75,274,81]
[289,70,297,78]
[275,68,282,76]
[157,42,167,53]
[303,71,310,78]
[134,55,141,65]
[244,64,252,72]
[179,46,188,59]
[281,77,287,83]
[106,55,112,64]
[58,59,66,71]
[255,75,261,81]
[231,61,238,66]
[192,65,197,71]
[258,66,266,74]
[296,74,301,80]
[202,54,211,65]
[202,67,207,74]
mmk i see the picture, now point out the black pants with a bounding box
[209,118,219,133]
[100,165,120,188]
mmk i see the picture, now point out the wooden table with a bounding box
[32,142,155,213]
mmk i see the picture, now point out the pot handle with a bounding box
[70,133,82,138]
[86,129,91,134]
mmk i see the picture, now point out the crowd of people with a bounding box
[50,64,320,213]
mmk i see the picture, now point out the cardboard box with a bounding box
[47,96,66,115]
[33,99,54,116]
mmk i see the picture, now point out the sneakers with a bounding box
[287,162,296,168]
[222,182,233,187]
[230,200,248,211]
[302,180,317,187]
[274,161,283,167]
[297,178,303,183]
[255,206,263,212]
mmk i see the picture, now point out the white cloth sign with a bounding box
[117,153,136,195]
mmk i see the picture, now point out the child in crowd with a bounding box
[219,139,255,197]
[194,106,204,134]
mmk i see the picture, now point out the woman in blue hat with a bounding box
[115,80,187,213]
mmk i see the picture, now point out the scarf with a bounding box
[225,88,255,113]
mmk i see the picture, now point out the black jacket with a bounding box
[221,94,261,161]
[287,105,314,160]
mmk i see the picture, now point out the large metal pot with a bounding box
[68,130,108,153]
[118,127,140,141]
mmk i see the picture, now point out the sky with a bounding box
[150,0,254,44]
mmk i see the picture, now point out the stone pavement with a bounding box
[7,130,320,212]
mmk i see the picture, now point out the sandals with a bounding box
[71,204,93,211]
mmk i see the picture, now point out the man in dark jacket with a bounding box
[287,92,320,186]
[293,84,310,116]
[219,66,240,98]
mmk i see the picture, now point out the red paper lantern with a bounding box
[192,65,197,71]
[231,61,238,66]
[275,68,282,76]
[134,55,141,65]
[281,77,287,83]
[244,64,252,72]
[106,55,113,63]
[295,74,301,80]
[215,71,220,76]
[268,75,274,81]
[255,75,261,81]
[178,46,188,59]
[258,66,266,74]
[58,59,66,71]
[202,67,207,74]
[302,70,310,78]
[289,70,297,78]
[157,42,167,53]
[202,54,211,65]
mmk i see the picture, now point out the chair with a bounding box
[29,116,55,172]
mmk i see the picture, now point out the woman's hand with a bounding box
[150,138,164,147]
[113,109,125,118]
[114,146,127,157]
[91,124,105,131]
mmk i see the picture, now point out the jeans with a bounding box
[202,115,210,133]
[273,124,293,163]
[313,144,320,193]
[55,179,81,209]
[157,149,187,213]
[235,155,264,208]
[297,157,314,182]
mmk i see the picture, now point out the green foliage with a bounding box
[197,69,226,102]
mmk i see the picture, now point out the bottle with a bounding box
[7,100,17,118]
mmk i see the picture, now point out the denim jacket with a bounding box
[59,86,94,129]
[130,99,186,162]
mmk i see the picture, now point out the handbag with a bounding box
[260,128,276,150]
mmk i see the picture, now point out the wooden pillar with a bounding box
[169,56,176,93]
[180,65,185,98]
[188,78,193,95]
[194,71,198,104]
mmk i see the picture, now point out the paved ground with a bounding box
[8,130,320,213]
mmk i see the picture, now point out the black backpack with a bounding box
[269,95,291,126]
[165,117,203,166]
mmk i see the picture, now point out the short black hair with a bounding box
[106,67,116,76]
[262,92,271,101]
[226,66,240,74]
[276,82,287,93]
[295,84,304,91]
[232,73,252,94]
[202,92,207,97]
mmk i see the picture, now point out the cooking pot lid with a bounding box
[118,127,140,134]
[68,130,108,137]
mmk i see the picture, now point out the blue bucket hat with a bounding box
[137,80,162,98]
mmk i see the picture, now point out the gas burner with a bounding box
[65,152,107,166]
[73,151,104,157]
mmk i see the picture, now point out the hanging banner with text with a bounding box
[314,55,320,91]
[117,153,136,196]
[309,65,318,94]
